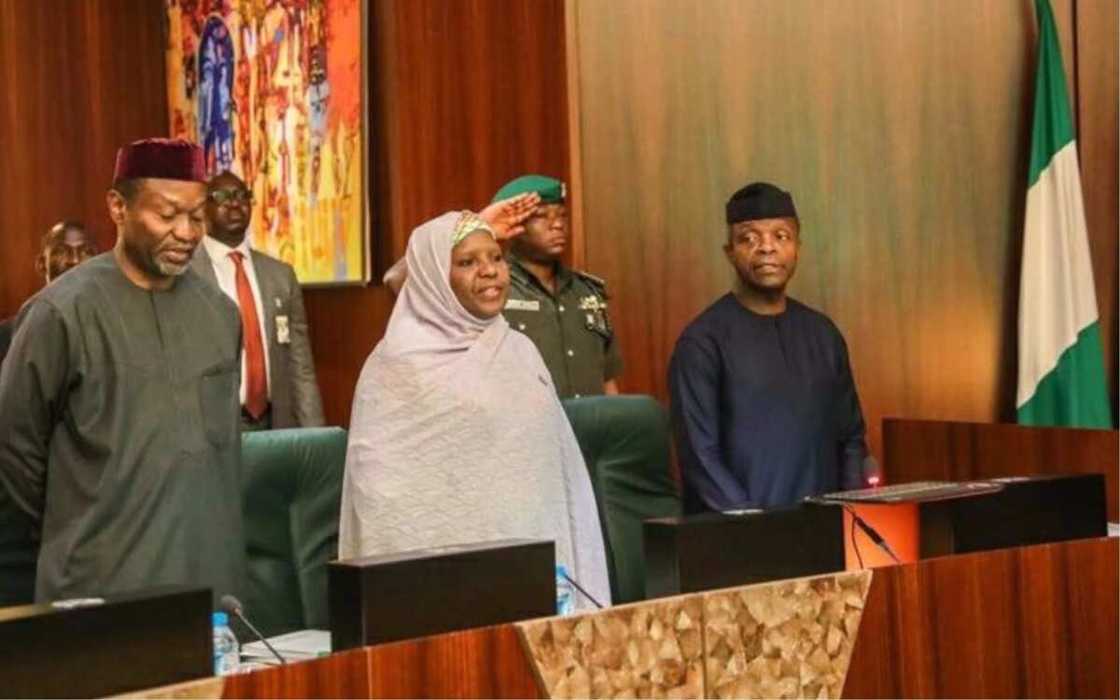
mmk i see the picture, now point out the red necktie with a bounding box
[229,251,268,419]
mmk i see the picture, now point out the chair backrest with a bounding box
[0,495,36,606]
[241,427,346,637]
[561,395,682,604]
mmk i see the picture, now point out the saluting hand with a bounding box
[479,193,541,241]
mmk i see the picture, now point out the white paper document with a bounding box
[241,629,332,661]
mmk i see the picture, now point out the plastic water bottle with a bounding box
[555,564,574,615]
[212,611,240,676]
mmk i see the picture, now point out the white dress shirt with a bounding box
[202,235,273,404]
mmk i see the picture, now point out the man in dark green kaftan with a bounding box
[0,139,246,603]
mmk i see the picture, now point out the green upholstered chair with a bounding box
[561,395,682,604]
[240,427,346,638]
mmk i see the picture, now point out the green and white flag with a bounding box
[1017,0,1111,427]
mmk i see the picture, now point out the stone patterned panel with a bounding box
[518,596,705,699]
[701,570,872,700]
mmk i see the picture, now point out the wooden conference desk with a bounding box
[882,418,1119,521]
[134,536,1118,699]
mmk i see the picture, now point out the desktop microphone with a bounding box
[557,569,605,610]
[220,594,287,665]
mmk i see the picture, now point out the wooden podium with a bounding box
[122,419,1120,698]
[141,537,1118,699]
[839,472,1107,568]
[643,473,1107,588]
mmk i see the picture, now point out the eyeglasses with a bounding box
[209,189,254,205]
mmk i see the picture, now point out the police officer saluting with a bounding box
[495,175,621,397]
[384,174,622,397]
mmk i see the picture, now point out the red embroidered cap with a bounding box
[112,138,206,182]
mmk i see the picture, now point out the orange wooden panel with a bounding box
[844,537,1120,698]
[365,625,541,699]
[844,503,920,570]
[221,625,540,700]
[222,647,373,699]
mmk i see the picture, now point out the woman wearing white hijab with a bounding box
[339,210,611,609]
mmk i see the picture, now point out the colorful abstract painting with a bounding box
[165,0,367,284]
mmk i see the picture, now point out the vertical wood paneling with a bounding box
[570,0,1118,461]
[1076,0,1120,417]
[219,625,542,699]
[221,646,374,698]
[844,537,1119,698]
[364,625,542,698]
[0,0,168,318]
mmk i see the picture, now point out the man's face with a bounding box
[449,231,510,319]
[723,217,800,294]
[514,202,567,262]
[205,173,253,246]
[110,179,208,281]
[42,227,97,283]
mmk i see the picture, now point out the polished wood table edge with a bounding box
[842,536,1119,698]
[513,617,550,698]
[111,675,225,699]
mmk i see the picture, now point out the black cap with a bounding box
[726,182,798,225]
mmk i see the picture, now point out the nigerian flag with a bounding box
[1017,0,1111,428]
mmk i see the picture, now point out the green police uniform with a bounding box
[493,174,623,397]
[503,255,623,398]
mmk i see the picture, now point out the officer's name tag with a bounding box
[276,315,291,344]
[504,299,540,312]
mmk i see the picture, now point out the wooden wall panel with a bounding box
[1076,0,1120,417]
[0,0,168,318]
[569,0,1118,461]
[844,537,1119,698]
[303,0,570,426]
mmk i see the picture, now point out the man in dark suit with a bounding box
[192,171,325,430]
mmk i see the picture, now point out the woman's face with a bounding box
[449,231,510,319]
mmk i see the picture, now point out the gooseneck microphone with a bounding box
[557,570,605,610]
[220,594,286,665]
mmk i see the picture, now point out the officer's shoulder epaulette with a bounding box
[573,269,609,294]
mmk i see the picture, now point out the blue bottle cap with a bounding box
[555,564,568,576]
[212,611,228,626]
